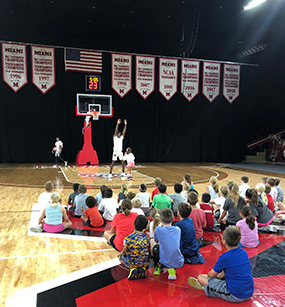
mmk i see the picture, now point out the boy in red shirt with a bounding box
[188,191,206,247]
[81,196,104,227]
[151,177,162,200]
[200,193,214,229]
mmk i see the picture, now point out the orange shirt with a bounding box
[85,207,104,227]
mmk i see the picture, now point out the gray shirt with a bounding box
[223,196,246,224]
[251,199,273,224]
[276,185,284,203]
[74,193,89,216]
[168,193,184,213]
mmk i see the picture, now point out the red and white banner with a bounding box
[2,43,27,92]
[181,60,200,102]
[135,55,155,99]
[159,58,178,101]
[31,46,55,94]
[223,64,240,104]
[202,61,221,102]
[112,53,132,98]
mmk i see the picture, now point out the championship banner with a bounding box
[112,53,132,98]
[202,61,221,102]
[135,55,155,100]
[31,46,55,94]
[2,43,27,92]
[159,58,178,101]
[223,64,240,104]
[181,60,200,102]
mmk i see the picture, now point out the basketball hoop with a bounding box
[90,110,100,121]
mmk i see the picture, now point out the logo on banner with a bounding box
[181,60,200,102]
[223,64,240,104]
[112,53,132,98]
[2,43,28,92]
[159,58,178,101]
[135,56,155,100]
[202,61,221,103]
[31,46,56,94]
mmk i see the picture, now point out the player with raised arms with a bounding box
[109,119,127,180]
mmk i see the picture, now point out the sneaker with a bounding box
[187,277,204,290]
[138,267,146,279]
[30,226,43,233]
[154,267,161,276]
[127,176,133,181]
[168,268,177,280]
[108,174,112,181]
[128,268,139,280]
[64,161,68,167]
[53,164,58,168]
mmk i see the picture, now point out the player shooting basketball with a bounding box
[109,119,127,180]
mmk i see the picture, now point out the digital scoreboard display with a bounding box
[85,75,101,91]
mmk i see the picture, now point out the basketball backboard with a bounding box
[76,94,113,117]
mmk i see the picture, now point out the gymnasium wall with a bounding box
[0,49,259,164]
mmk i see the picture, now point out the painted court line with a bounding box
[14,258,120,307]
[0,248,115,260]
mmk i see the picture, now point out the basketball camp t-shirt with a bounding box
[113,136,123,151]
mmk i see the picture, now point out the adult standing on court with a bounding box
[109,119,127,180]
[52,137,67,167]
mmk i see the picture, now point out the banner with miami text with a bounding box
[135,55,155,99]
[223,64,240,104]
[2,42,28,92]
[159,58,178,101]
[181,60,200,102]
[112,53,132,98]
[31,46,56,94]
[202,61,221,102]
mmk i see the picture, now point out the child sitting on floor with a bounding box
[118,215,150,280]
[95,185,107,207]
[265,185,275,212]
[176,202,205,264]
[151,208,184,280]
[148,208,161,239]
[117,183,128,206]
[168,183,184,216]
[188,226,254,303]
[131,197,145,215]
[136,184,151,214]
[81,196,104,228]
[152,184,171,210]
[98,188,119,221]
[72,184,89,218]
[236,205,259,248]
[188,191,207,247]
[181,182,190,202]
[200,193,214,230]
[67,183,79,206]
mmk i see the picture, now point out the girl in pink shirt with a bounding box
[236,206,259,248]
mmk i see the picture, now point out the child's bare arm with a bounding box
[208,269,218,279]
[61,206,70,222]
[38,209,46,225]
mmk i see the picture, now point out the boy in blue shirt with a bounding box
[176,202,204,264]
[188,226,254,303]
[151,208,184,280]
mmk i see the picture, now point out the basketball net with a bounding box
[90,110,100,121]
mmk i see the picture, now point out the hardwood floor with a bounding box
[0,163,283,306]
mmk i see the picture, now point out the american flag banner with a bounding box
[65,48,102,73]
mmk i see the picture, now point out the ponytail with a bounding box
[210,176,219,193]
[150,208,161,234]
[246,189,258,207]
[240,205,255,230]
[121,199,132,217]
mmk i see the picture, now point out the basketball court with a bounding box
[1,162,285,307]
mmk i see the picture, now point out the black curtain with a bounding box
[0,49,255,164]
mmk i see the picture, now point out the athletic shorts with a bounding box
[109,234,120,251]
[127,161,135,167]
[44,222,64,233]
[204,277,251,303]
[112,151,124,161]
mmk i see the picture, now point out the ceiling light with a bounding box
[244,0,266,10]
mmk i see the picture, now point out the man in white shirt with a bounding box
[52,137,67,167]
[109,119,127,180]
